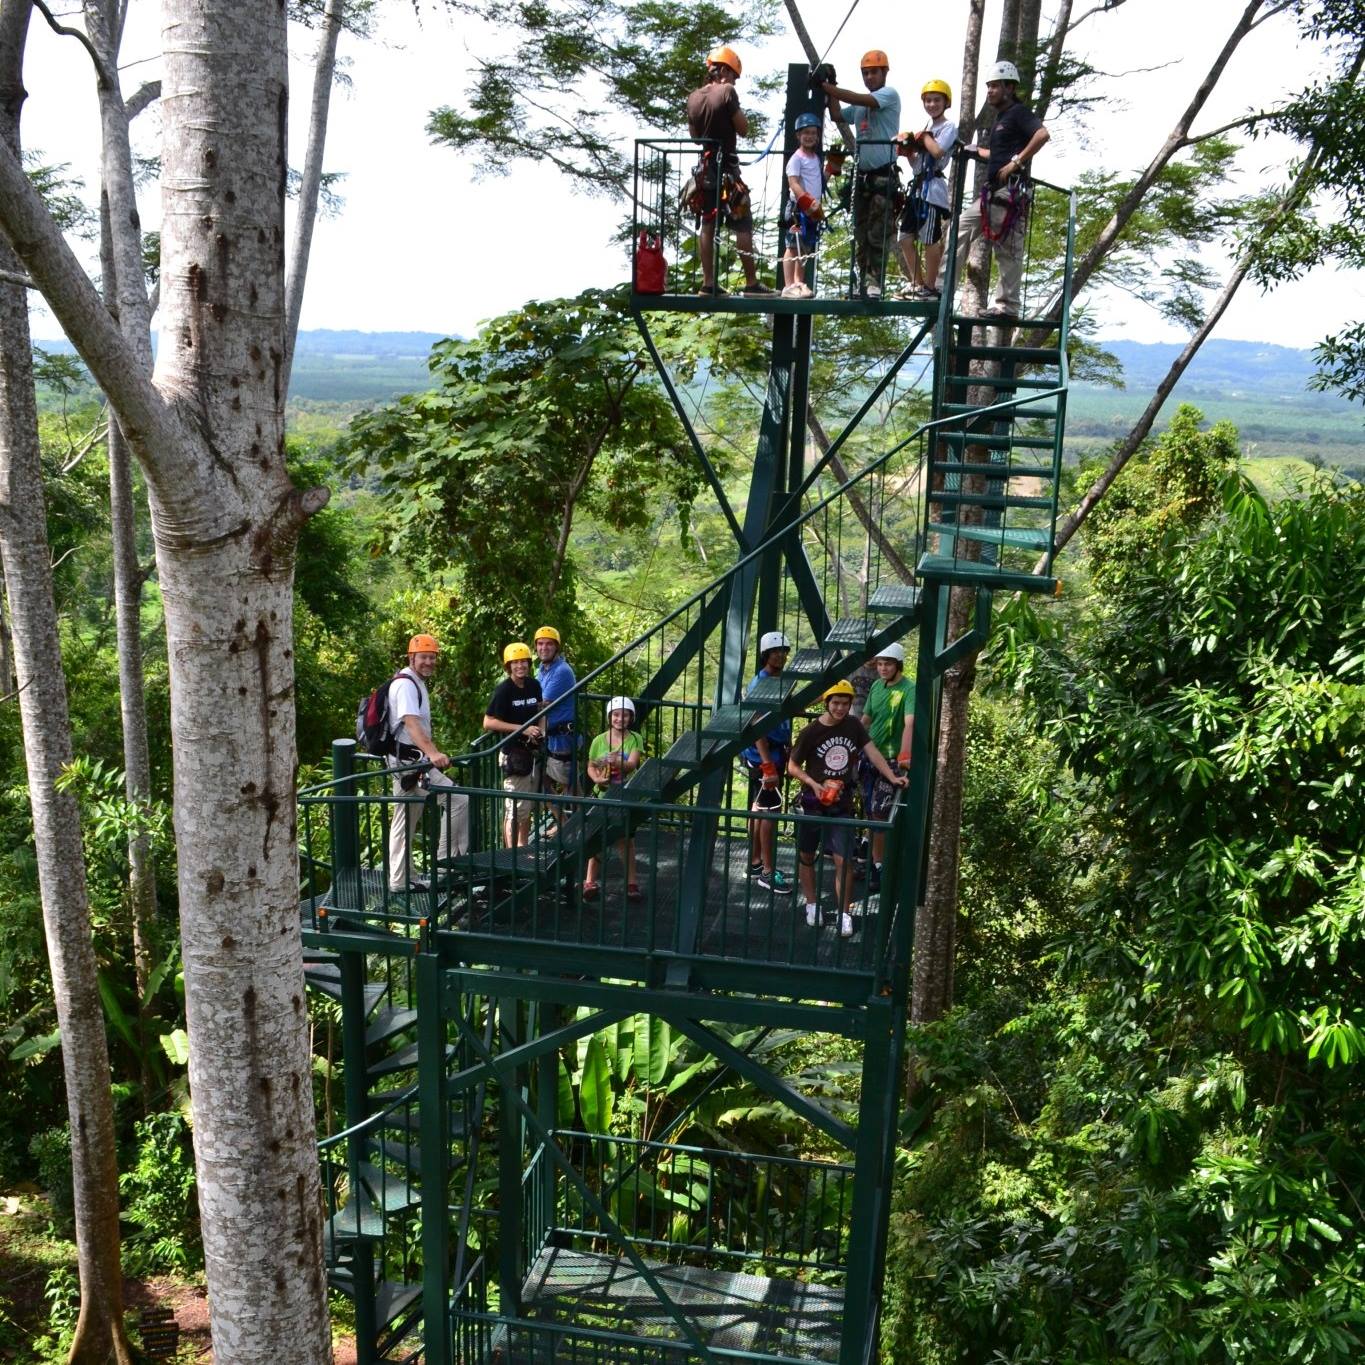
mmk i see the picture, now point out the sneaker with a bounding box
[757,869,793,895]
[983,307,1019,323]
[865,281,882,300]
[797,283,815,299]
[696,284,728,297]
[839,912,855,938]
[581,882,600,901]
[748,860,764,877]
[742,282,778,296]
[781,283,804,299]
[804,903,819,928]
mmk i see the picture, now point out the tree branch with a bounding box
[782,1,856,153]
[124,79,160,120]
[30,0,114,87]
[0,137,172,456]
[0,266,33,287]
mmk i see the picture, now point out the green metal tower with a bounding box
[297,63,1076,1364]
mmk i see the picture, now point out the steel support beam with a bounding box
[417,951,451,1365]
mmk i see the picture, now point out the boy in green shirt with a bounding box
[861,642,912,893]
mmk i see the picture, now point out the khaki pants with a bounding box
[387,767,469,889]
[955,195,1026,314]
[853,180,893,288]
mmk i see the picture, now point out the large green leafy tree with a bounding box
[343,287,707,733]
[886,473,1365,1363]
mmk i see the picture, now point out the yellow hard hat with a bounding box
[407,633,439,655]
[921,78,952,107]
[502,642,533,665]
[707,45,742,76]
[860,49,890,71]
[534,625,561,645]
[822,679,856,701]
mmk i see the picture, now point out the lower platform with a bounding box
[506,1247,843,1362]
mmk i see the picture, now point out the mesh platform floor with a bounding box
[518,1247,843,1361]
[455,828,883,974]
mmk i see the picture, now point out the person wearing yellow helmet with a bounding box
[685,45,776,298]
[895,80,958,299]
[484,643,545,846]
[534,626,579,806]
[819,49,901,298]
[787,676,907,936]
[385,632,469,893]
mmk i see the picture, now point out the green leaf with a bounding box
[578,1036,613,1134]
[159,1028,190,1066]
[9,1028,61,1062]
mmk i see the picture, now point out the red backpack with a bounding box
[634,231,667,294]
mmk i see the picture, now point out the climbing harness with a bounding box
[979,173,1031,243]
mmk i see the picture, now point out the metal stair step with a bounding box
[930,460,1052,478]
[786,645,843,676]
[952,312,1058,330]
[825,616,876,646]
[936,431,1055,449]
[357,1161,419,1213]
[700,704,749,738]
[928,491,1055,510]
[954,344,1061,364]
[943,373,1058,390]
[940,402,1058,420]
[366,1007,418,1048]
[658,731,726,768]
[917,551,1059,595]
[302,962,341,1000]
[367,1040,453,1081]
[867,583,922,614]
[376,1280,424,1338]
[367,1135,422,1173]
[325,1188,384,1243]
[620,758,669,801]
[928,522,1052,549]
[744,674,795,705]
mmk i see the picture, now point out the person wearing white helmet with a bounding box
[739,630,794,895]
[583,696,646,903]
[861,641,913,892]
[952,58,1050,321]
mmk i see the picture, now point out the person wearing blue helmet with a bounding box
[782,111,825,299]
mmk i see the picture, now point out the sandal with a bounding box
[627,883,644,903]
[581,882,600,901]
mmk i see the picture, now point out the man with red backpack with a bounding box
[385,634,468,893]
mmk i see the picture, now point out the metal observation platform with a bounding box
[297,64,1076,1365]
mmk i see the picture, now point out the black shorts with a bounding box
[745,749,788,806]
[797,810,855,860]
[899,198,945,245]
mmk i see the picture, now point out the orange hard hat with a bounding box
[707,45,742,76]
[407,634,439,655]
[860,49,890,70]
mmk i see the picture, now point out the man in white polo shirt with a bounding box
[387,633,469,891]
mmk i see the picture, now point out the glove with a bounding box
[761,761,780,787]
[796,192,817,214]
[898,753,910,768]
[808,62,836,90]
[806,200,824,222]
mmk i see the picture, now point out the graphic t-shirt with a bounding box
[588,730,644,790]
[864,676,912,761]
[485,676,543,765]
[791,715,866,805]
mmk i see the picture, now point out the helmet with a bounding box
[502,642,533,665]
[987,60,1020,84]
[534,626,561,645]
[606,695,636,717]
[875,642,906,664]
[794,112,821,133]
[759,630,791,653]
[860,49,890,71]
[707,45,741,76]
[407,633,439,655]
[921,78,952,107]
[822,679,856,701]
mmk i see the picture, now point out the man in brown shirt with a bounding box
[685,46,775,297]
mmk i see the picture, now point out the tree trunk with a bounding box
[1014,0,1044,92]
[1034,0,1074,123]
[282,0,345,391]
[0,7,134,1361]
[956,0,986,147]
[0,0,334,1356]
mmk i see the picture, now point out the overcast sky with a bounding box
[20,0,1364,349]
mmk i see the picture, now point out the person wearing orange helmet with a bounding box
[820,49,901,299]
[685,45,776,297]
[787,678,907,937]
[386,633,469,893]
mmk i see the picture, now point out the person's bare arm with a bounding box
[823,82,874,110]
[401,714,449,768]
[732,105,750,137]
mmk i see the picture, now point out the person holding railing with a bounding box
[685,45,776,297]
[534,625,578,818]
[385,633,469,892]
[896,79,957,300]
[820,50,902,299]
[781,112,825,299]
[860,642,912,894]
[952,59,1050,322]
[483,643,544,848]
[741,631,794,896]
[788,680,907,938]
[583,697,645,904]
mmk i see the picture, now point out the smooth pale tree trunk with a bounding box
[0,6,134,1360]
[0,0,333,1356]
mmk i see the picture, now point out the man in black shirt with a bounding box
[484,642,545,847]
[952,59,1050,321]
[685,46,775,297]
